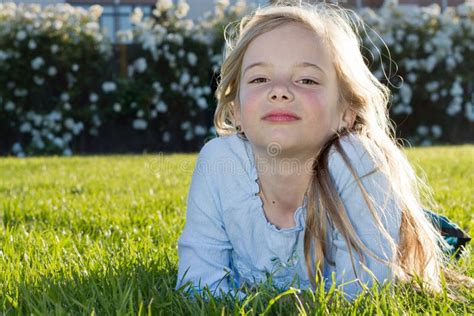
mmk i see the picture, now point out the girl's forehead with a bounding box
[242,22,332,72]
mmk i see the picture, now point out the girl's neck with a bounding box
[252,146,314,222]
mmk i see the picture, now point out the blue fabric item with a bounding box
[176,133,402,300]
[424,210,471,258]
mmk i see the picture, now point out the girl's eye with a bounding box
[298,78,319,85]
[249,77,268,84]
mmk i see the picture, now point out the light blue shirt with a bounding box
[176,133,401,299]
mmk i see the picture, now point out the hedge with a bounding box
[0,0,473,156]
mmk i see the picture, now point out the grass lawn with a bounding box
[0,145,473,314]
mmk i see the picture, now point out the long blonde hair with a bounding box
[214,2,471,293]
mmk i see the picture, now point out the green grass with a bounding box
[0,146,473,315]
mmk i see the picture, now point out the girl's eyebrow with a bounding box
[243,61,326,75]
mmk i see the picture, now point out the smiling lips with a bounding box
[262,110,301,122]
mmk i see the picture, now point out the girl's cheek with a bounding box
[240,88,262,111]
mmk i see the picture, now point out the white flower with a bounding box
[184,130,194,141]
[72,64,79,71]
[157,0,173,13]
[0,50,8,61]
[32,136,45,149]
[51,44,59,54]
[113,103,122,112]
[156,101,167,112]
[63,132,73,143]
[194,125,207,136]
[180,121,191,130]
[446,97,463,116]
[457,3,474,16]
[425,81,439,92]
[92,114,101,126]
[89,93,99,103]
[431,125,442,138]
[63,103,71,111]
[63,148,72,156]
[446,56,456,69]
[196,97,207,109]
[187,52,197,66]
[134,58,147,73]
[133,119,148,130]
[48,66,57,76]
[16,31,27,41]
[73,122,84,135]
[53,137,64,148]
[65,118,74,130]
[162,131,171,143]
[216,0,230,9]
[153,82,163,94]
[430,93,439,102]
[28,40,37,50]
[20,122,32,133]
[232,0,247,15]
[450,81,463,97]
[31,57,44,70]
[60,92,70,102]
[176,0,190,18]
[33,76,44,85]
[14,89,28,97]
[407,73,417,83]
[102,81,117,93]
[5,101,15,111]
[399,84,412,105]
[85,22,99,32]
[420,140,432,147]
[53,20,63,31]
[137,110,144,118]
[89,4,103,19]
[12,143,23,153]
[170,82,180,91]
[131,7,143,24]
[465,102,474,122]
[424,56,437,73]
[417,125,429,136]
[49,111,62,121]
[180,72,190,86]
[203,86,211,95]
[116,30,133,43]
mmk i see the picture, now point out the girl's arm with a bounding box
[326,137,402,299]
[176,141,244,299]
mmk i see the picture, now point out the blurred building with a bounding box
[310,0,467,8]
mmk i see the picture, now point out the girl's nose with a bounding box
[268,82,294,102]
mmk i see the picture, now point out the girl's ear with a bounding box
[340,107,356,130]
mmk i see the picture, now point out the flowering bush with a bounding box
[359,1,474,145]
[1,0,473,156]
[110,0,249,148]
[0,3,113,156]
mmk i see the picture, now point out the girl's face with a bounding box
[235,22,347,157]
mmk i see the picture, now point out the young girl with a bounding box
[176,2,471,299]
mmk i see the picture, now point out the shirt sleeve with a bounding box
[325,138,402,299]
[176,141,245,300]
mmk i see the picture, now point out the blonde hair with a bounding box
[213,1,472,294]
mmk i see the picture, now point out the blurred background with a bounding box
[0,0,473,156]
